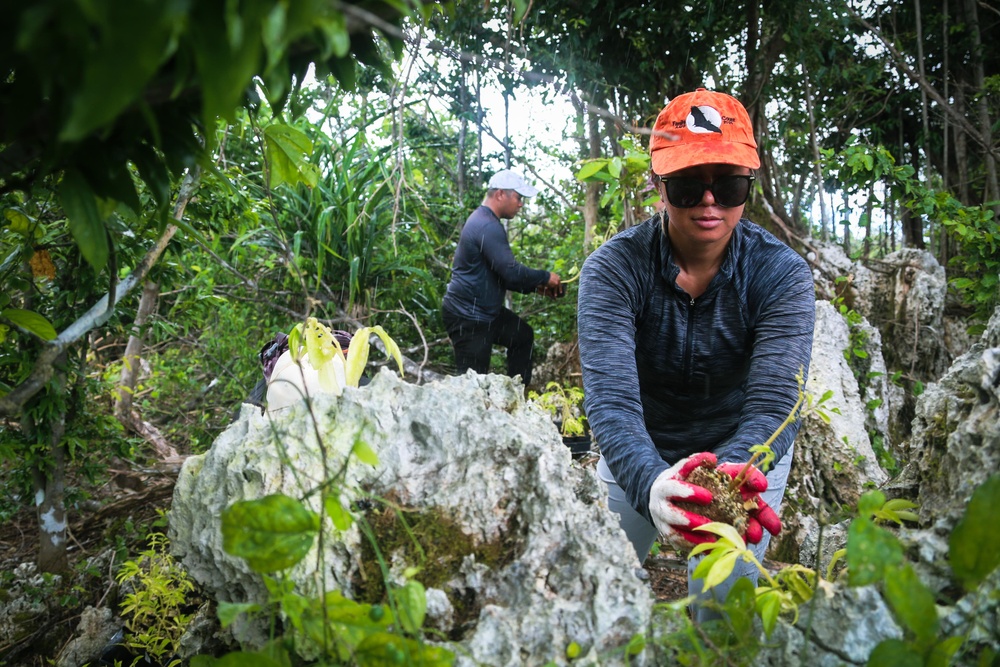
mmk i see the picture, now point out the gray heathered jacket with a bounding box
[578,215,815,521]
[443,205,550,322]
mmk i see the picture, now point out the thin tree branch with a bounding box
[0,168,202,418]
[846,5,1000,160]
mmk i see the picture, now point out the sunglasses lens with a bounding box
[663,176,752,208]
[714,176,751,207]
[666,178,706,208]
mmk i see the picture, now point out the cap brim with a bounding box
[651,141,760,176]
[514,184,539,197]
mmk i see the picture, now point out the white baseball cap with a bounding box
[487,169,539,197]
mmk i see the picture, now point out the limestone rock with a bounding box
[906,305,1000,527]
[894,307,1000,657]
[170,370,652,665]
[774,301,889,563]
[757,581,903,666]
[55,606,119,667]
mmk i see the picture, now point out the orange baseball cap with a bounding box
[649,88,760,176]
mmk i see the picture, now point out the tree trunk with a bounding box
[583,100,602,252]
[457,62,468,203]
[954,85,970,203]
[476,71,483,184]
[907,142,926,248]
[863,189,873,257]
[900,205,922,249]
[114,281,177,459]
[915,0,932,177]
[31,353,68,574]
[804,74,827,240]
[889,195,897,252]
[503,87,512,168]
[963,0,1000,217]
[939,0,951,266]
[842,202,852,256]
[115,281,158,419]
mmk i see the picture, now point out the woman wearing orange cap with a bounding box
[577,89,815,621]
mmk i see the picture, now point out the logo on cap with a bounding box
[687,106,723,134]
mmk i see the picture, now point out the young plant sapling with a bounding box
[674,369,827,541]
[528,381,587,438]
[267,318,403,410]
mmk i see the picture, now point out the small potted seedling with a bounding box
[528,381,591,458]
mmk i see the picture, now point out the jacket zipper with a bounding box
[683,296,696,380]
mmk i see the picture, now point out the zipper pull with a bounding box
[690,297,695,306]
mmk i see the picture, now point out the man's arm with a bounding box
[479,220,551,293]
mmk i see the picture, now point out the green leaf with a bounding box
[625,634,646,656]
[321,12,351,58]
[695,521,745,546]
[367,325,405,377]
[352,439,380,467]
[345,327,372,387]
[724,577,756,637]
[847,516,904,586]
[60,0,186,141]
[867,639,923,667]
[925,636,965,667]
[2,308,57,341]
[702,551,739,590]
[608,156,623,179]
[883,564,938,646]
[949,475,1000,590]
[756,590,781,637]
[575,159,608,181]
[355,631,455,667]
[132,143,173,210]
[4,208,32,236]
[264,123,319,189]
[216,601,261,628]
[221,494,320,573]
[59,169,109,272]
[189,2,265,126]
[389,580,427,636]
[857,490,886,517]
[324,495,354,531]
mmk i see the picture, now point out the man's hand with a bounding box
[536,272,564,299]
[716,462,782,544]
[649,452,718,549]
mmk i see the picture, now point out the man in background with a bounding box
[442,169,562,387]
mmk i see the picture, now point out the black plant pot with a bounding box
[562,433,592,459]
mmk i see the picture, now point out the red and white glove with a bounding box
[716,462,782,544]
[649,452,718,549]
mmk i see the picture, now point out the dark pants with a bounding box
[443,307,534,386]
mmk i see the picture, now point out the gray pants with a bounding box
[597,449,793,622]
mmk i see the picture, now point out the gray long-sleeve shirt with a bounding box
[578,215,815,522]
[442,205,550,322]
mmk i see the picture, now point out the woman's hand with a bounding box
[716,462,782,544]
[649,452,718,549]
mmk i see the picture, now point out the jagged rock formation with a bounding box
[761,305,1000,664]
[773,301,890,566]
[893,306,1000,651]
[164,288,998,665]
[532,339,583,391]
[169,371,652,666]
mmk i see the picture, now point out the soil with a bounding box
[0,460,691,666]
[673,465,751,536]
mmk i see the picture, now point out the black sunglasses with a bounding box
[655,174,755,208]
